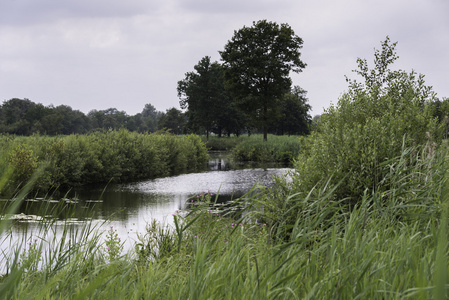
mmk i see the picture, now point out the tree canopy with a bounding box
[270,86,311,136]
[177,56,246,138]
[0,99,165,135]
[220,20,306,141]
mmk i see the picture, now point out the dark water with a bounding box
[1,152,292,264]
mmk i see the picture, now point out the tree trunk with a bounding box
[263,103,268,142]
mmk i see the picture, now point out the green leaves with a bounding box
[295,37,441,203]
[221,20,306,141]
[0,130,209,194]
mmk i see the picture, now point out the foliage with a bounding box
[231,134,301,163]
[178,56,246,138]
[18,238,42,273]
[2,155,449,299]
[104,226,123,262]
[220,20,306,141]
[157,107,186,134]
[292,37,441,203]
[8,145,38,186]
[135,220,177,264]
[269,86,312,135]
[0,99,166,135]
[429,97,449,139]
[0,130,209,195]
[201,135,249,151]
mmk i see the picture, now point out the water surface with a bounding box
[1,152,292,265]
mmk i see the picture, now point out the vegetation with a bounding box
[1,145,449,298]
[0,130,208,195]
[178,56,246,139]
[291,36,443,204]
[230,134,301,163]
[220,20,306,141]
[2,32,449,299]
[2,20,312,140]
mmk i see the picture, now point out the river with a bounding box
[1,152,292,269]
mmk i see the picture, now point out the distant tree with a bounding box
[139,103,161,132]
[178,56,248,138]
[178,57,221,138]
[87,108,128,131]
[0,98,34,134]
[430,97,449,139]
[271,86,311,135]
[310,114,321,132]
[157,107,186,134]
[220,20,306,141]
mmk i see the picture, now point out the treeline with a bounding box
[0,130,208,195]
[0,94,311,137]
[0,99,174,136]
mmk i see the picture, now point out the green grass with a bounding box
[231,134,301,163]
[201,135,249,151]
[1,144,449,299]
[202,134,302,163]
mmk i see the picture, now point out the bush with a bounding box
[292,37,442,204]
[231,134,301,163]
[0,130,209,194]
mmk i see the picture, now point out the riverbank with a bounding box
[0,130,208,196]
[203,134,302,164]
[0,154,446,299]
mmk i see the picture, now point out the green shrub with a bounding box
[0,130,209,193]
[231,134,301,163]
[292,37,442,204]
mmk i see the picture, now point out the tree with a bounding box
[178,56,241,139]
[0,98,34,134]
[157,107,186,135]
[220,20,306,141]
[270,86,311,135]
[87,108,129,131]
[140,103,160,132]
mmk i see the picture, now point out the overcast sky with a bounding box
[1,0,448,117]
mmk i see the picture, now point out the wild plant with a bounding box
[104,226,123,262]
[135,219,177,264]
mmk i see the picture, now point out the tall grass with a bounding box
[201,135,249,151]
[202,134,301,164]
[230,134,301,163]
[1,145,449,299]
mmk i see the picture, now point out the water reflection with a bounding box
[1,152,292,266]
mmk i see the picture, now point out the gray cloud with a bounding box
[0,0,448,116]
[0,0,159,25]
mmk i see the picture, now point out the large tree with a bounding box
[178,56,244,138]
[220,20,306,141]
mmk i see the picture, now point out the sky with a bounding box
[0,0,448,117]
